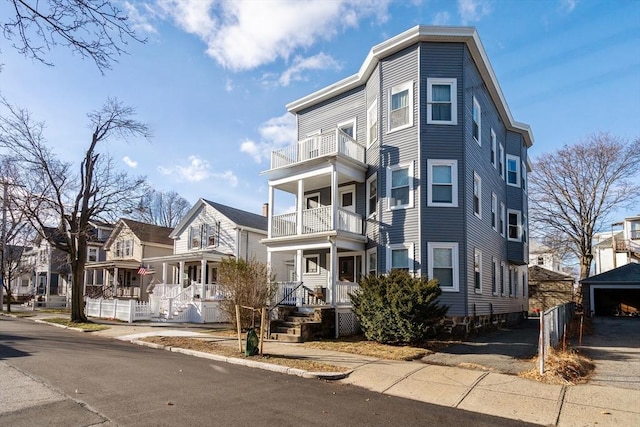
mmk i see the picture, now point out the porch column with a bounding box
[200,258,207,299]
[268,186,274,238]
[83,269,88,297]
[113,267,119,296]
[93,268,98,286]
[296,249,303,307]
[162,262,168,284]
[297,179,304,235]
[179,261,185,287]
[331,161,338,230]
[329,238,338,338]
[103,268,109,292]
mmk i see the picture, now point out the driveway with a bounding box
[579,317,640,390]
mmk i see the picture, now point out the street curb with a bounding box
[33,319,90,333]
[129,338,349,380]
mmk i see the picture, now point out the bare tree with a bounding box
[0,97,150,321]
[2,0,145,73]
[529,132,640,280]
[131,189,191,228]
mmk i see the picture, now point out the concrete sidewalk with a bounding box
[3,308,639,426]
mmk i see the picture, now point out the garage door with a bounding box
[593,287,640,316]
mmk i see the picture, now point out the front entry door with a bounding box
[339,256,355,282]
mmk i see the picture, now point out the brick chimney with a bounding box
[262,203,269,217]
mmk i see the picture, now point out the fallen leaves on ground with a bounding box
[519,347,594,385]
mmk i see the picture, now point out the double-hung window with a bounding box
[427,159,457,207]
[491,193,498,231]
[367,249,377,276]
[88,247,98,262]
[387,163,413,209]
[428,242,459,292]
[474,249,482,293]
[498,144,505,180]
[521,160,527,191]
[367,99,378,147]
[304,255,319,274]
[507,154,520,187]
[508,209,522,241]
[427,78,457,125]
[473,172,482,218]
[500,262,506,295]
[472,96,481,145]
[389,81,413,131]
[388,243,412,272]
[500,202,506,238]
[491,257,498,295]
[366,174,377,217]
[490,129,496,167]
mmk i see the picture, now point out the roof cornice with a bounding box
[286,25,533,148]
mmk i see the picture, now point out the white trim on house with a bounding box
[507,154,521,187]
[387,162,414,210]
[387,242,414,272]
[366,173,378,218]
[367,99,378,147]
[472,96,481,145]
[428,242,459,292]
[387,81,414,133]
[426,77,457,125]
[427,159,458,207]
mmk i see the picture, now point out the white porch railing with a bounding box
[85,298,152,323]
[270,129,365,169]
[271,206,363,238]
[336,281,360,306]
[273,281,359,307]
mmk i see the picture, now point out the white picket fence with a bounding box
[85,298,152,323]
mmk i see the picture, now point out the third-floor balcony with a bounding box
[269,129,365,171]
[270,205,363,238]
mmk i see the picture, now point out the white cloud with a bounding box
[278,53,341,86]
[560,0,579,13]
[158,155,211,182]
[212,170,239,187]
[225,78,233,92]
[122,156,138,168]
[457,0,492,24]
[156,0,391,71]
[432,11,451,26]
[123,2,158,34]
[240,112,297,163]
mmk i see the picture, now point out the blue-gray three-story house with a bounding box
[262,25,533,336]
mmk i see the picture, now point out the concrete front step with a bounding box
[270,332,304,343]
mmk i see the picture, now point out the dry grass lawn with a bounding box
[520,348,595,385]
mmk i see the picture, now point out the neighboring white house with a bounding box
[593,215,640,275]
[528,240,563,273]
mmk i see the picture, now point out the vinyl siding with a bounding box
[365,65,381,266]
[173,204,238,256]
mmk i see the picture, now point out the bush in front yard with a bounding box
[350,270,448,344]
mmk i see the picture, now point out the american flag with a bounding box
[137,265,148,275]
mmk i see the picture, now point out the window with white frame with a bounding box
[338,118,356,139]
[389,81,413,131]
[367,249,377,276]
[304,255,319,274]
[507,154,520,187]
[490,129,496,167]
[508,209,521,241]
[428,242,459,292]
[498,144,504,179]
[427,159,457,207]
[500,262,506,295]
[472,96,481,145]
[115,241,122,258]
[522,271,527,298]
[367,99,378,147]
[491,193,497,231]
[513,268,519,297]
[473,172,482,218]
[207,223,218,247]
[124,239,133,257]
[491,257,498,294]
[387,163,413,209]
[474,248,482,293]
[537,256,544,265]
[367,174,377,217]
[387,243,412,272]
[500,202,506,237]
[189,225,201,249]
[427,78,457,125]
[88,247,98,262]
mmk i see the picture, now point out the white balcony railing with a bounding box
[336,281,360,306]
[270,129,365,169]
[270,206,363,238]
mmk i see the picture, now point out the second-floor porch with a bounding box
[270,205,363,238]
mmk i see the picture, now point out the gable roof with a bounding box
[170,198,267,238]
[529,265,575,282]
[287,25,533,148]
[106,218,173,248]
[580,263,640,285]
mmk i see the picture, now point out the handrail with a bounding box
[269,281,304,312]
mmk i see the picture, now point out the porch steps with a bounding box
[270,311,320,343]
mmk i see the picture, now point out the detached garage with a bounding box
[580,263,640,316]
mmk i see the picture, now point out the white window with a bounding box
[491,193,498,231]
[124,240,133,256]
[428,242,459,292]
[427,78,457,125]
[474,248,482,293]
[338,118,356,139]
[514,268,519,298]
[500,262,506,296]
[207,223,218,247]
[304,255,319,274]
[367,248,377,276]
[498,143,505,180]
[507,154,520,187]
[189,225,200,249]
[388,81,413,131]
[522,271,527,298]
[115,241,122,258]
[500,202,506,238]
[537,256,544,265]
[508,209,522,241]
[387,243,413,272]
[473,172,482,218]
[305,193,320,209]
[88,247,98,262]
[367,99,378,147]
[490,129,496,167]
[427,159,458,207]
[491,257,498,295]
[366,174,377,217]
[472,96,481,145]
[387,163,413,209]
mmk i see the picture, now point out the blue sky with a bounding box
[1,0,639,219]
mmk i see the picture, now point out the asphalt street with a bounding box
[0,317,536,427]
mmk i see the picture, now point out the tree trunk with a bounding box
[71,265,87,322]
[579,255,592,281]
